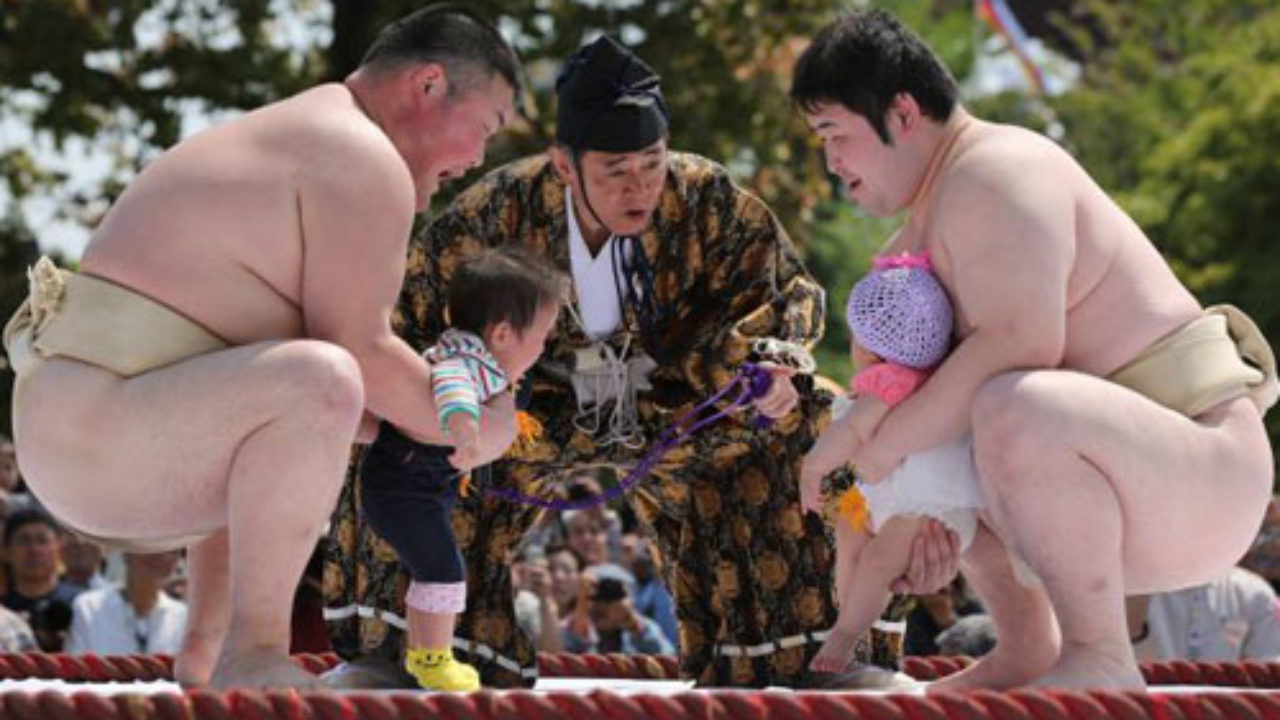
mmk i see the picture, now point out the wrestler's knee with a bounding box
[274,341,365,429]
[971,371,1059,486]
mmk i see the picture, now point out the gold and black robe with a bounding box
[323,152,907,687]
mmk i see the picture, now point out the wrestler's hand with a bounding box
[890,518,961,594]
[446,413,482,472]
[752,363,799,419]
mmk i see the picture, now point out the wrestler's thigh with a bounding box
[972,370,1272,591]
[15,340,362,537]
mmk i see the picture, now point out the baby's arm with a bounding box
[430,356,482,470]
[801,363,931,511]
[849,362,930,451]
[801,412,861,513]
[843,395,891,446]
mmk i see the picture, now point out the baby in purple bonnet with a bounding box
[802,250,993,673]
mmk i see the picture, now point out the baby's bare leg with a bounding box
[409,609,455,649]
[811,515,921,673]
[833,521,859,614]
[812,522,869,673]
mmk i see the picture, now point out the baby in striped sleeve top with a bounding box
[359,246,567,691]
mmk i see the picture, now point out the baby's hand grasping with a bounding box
[446,412,482,472]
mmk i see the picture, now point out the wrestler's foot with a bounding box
[1030,644,1144,690]
[927,646,1051,692]
[926,616,1059,693]
[174,635,222,688]
[809,626,859,673]
[209,648,323,690]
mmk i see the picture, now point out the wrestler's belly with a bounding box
[1061,290,1201,377]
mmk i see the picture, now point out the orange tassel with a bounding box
[835,487,870,532]
[512,411,543,453]
[458,472,471,498]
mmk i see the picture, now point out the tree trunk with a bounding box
[326,0,380,80]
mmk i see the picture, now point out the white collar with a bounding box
[564,189,625,341]
[565,188,616,263]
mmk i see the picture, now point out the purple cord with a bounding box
[478,363,775,510]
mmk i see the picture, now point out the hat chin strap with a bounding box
[571,148,620,242]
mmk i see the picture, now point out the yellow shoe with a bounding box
[404,647,480,692]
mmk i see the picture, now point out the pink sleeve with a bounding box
[852,363,929,407]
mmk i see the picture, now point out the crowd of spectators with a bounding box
[510,469,677,655]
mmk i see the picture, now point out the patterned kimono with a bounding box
[323,152,908,687]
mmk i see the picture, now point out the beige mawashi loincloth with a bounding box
[1107,305,1278,417]
[3,256,226,379]
[3,256,228,552]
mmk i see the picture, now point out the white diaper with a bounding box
[859,436,985,551]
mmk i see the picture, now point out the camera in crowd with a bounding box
[28,597,73,651]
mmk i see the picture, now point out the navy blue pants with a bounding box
[359,422,464,584]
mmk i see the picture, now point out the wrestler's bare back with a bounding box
[81,84,399,344]
[13,83,434,540]
[913,116,1267,571]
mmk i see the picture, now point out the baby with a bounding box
[359,246,567,691]
[801,250,986,673]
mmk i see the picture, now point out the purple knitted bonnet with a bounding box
[846,251,953,369]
